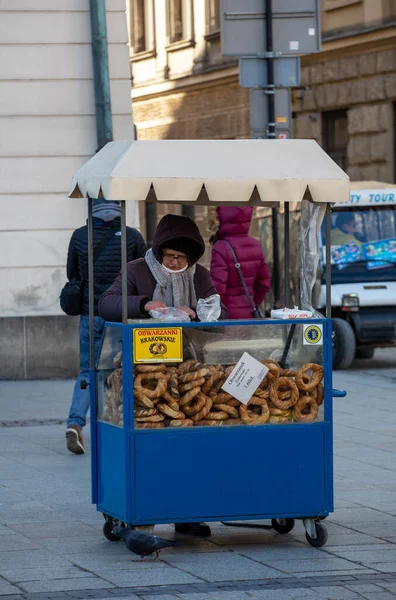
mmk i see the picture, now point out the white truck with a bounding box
[316,182,396,369]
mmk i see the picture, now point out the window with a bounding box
[129,0,155,55]
[322,110,349,171]
[207,0,220,33]
[167,0,193,44]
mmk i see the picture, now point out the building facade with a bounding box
[0,0,137,379]
[130,0,396,184]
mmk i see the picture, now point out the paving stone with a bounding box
[258,557,365,574]
[245,589,322,599]
[0,567,96,583]
[345,583,389,593]
[19,577,112,593]
[358,593,396,600]
[93,568,201,587]
[310,586,362,599]
[0,580,22,596]
[164,553,284,582]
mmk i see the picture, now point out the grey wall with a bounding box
[0,316,79,380]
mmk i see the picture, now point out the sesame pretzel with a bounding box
[293,395,318,423]
[270,377,299,410]
[295,363,323,392]
[134,372,168,399]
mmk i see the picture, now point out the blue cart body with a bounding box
[90,318,334,526]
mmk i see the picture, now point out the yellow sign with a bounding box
[133,327,183,363]
[276,116,287,123]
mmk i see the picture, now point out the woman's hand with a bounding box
[144,300,167,312]
[179,306,196,320]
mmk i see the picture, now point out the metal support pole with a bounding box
[145,203,157,248]
[89,0,113,149]
[88,197,95,370]
[121,201,128,325]
[283,202,290,307]
[325,204,332,318]
[265,0,280,307]
[182,205,195,220]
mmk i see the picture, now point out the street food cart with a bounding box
[69,139,349,548]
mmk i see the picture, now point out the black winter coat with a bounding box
[66,218,147,315]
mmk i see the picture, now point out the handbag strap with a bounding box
[82,226,119,280]
[224,240,255,312]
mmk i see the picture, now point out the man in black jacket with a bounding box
[65,199,146,454]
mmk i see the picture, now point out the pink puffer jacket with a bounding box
[210,207,271,319]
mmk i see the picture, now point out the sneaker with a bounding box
[174,522,211,537]
[66,424,85,454]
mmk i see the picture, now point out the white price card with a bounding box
[222,353,269,405]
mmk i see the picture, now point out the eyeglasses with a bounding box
[162,252,188,265]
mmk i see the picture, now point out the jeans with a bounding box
[67,315,106,429]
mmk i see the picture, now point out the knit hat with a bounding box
[152,214,205,265]
[92,199,121,222]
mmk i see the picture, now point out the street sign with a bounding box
[220,0,321,56]
[249,88,292,132]
[239,56,300,88]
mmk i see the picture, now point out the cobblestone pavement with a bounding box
[0,349,395,600]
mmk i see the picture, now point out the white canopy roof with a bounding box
[69,139,349,205]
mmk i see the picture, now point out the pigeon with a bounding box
[111,526,177,559]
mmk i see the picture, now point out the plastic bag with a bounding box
[196,294,221,322]
[148,307,191,322]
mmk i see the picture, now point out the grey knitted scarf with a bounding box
[145,249,197,309]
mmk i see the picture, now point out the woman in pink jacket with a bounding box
[210,206,271,319]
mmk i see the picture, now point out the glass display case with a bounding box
[97,321,326,430]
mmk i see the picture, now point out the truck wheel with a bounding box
[355,348,375,360]
[332,318,356,370]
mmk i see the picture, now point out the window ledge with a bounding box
[130,49,157,62]
[324,0,361,11]
[166,39,196,52]
[204,30,220,42]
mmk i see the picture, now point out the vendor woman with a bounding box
[99,213,227,323]
[99,213,226,537]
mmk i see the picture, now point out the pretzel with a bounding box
[269,405,291,417]
[167,368,180,399]
[262,360,281,381]
[135,422,164,429]
[161,391,180,412]
[213,403,239,418]
[239,397,270,424]
[212,392,239,405]
[206,410,229,420]
[178,368,211,384]
[165,419,194,427]
[178,360,203,374]
[295,363,323,392]
[254,387,270,399]
[280,369,297,378]
[270,377,299,410]
[226,418,243,426]
[293,395,318,423]
[135,364,166,373]
[195,419,226,427]
[224,364,236,378]
[135,413,164,423]
[183,394,206,417]
[269,415,290,424]
[134,373,168,399]
[191,393,213,421]
[202,366,221,394]
[180,386,201,407]
[134,408,157,418]
[134,390,155,409]
[156,403,185,420]
[179,377,206,393]
[310,383,324,406]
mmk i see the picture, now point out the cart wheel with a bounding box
[305,522,328,548]
[271,518,295,534]
[103,518,122,542]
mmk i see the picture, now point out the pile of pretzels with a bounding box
[131,359,324,429]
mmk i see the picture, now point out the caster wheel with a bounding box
[271,518,295,534]
[103,519,122,542]
[306,522,328,547]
